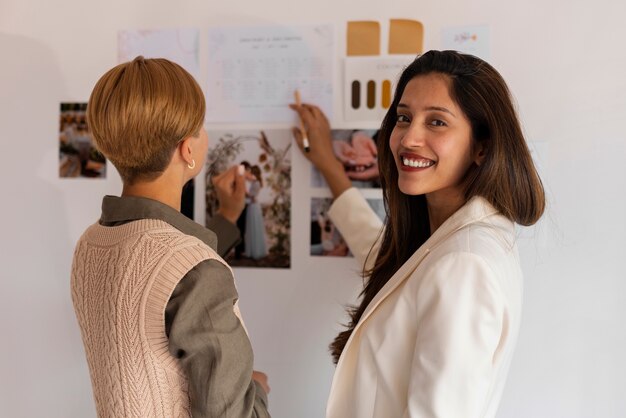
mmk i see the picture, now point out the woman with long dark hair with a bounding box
[291,50,545,417]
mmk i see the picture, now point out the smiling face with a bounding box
[390,73,481,208]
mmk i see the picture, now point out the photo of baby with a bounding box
[311,129,380,188]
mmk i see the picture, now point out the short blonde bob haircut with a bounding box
[86,56,205,184]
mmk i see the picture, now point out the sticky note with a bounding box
[347,21,381,56]
[388,19,424,55]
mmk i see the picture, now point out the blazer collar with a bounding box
[352,196,499,336]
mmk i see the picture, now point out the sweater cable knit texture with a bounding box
[71,219,239,418]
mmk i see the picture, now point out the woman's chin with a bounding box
[397,180,426,196]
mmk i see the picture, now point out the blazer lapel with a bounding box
[348,196,499,339]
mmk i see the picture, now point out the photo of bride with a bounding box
[244,165,269,260]
[205,130,291,268]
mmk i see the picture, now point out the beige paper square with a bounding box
[347,21,381,56]
[388,19,424,54]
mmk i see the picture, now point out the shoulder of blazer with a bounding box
[342,196,504,347]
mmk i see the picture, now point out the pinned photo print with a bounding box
[206,130,291,268]
[59,103,106,179]
[310,197,385,257]
[311,129,380,189]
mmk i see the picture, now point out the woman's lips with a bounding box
[399,152,435,171]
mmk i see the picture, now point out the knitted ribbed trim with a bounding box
[144,242,219,367]
[83,219,174,247]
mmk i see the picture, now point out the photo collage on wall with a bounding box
[59,20,429,268]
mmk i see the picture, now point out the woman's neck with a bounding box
[122,173,183,211]
[426,190,466,234]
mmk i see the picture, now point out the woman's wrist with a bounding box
[215,208,239,224]
[319,160,352,199]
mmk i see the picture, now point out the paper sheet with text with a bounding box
[206,25,334,124]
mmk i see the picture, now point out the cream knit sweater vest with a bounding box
[71,219,241,418]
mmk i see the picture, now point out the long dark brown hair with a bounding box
[329,50,545,364]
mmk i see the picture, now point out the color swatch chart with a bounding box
[344,56,413,122]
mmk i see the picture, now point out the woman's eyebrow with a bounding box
[396,103,457,118]
[425,106,456,117]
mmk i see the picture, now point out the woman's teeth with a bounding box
[402,158,434,168]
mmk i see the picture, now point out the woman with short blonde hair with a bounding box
[71,56,270,418]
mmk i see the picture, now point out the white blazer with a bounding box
[326,188,523,418]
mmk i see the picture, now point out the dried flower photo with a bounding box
[206,130,291,268]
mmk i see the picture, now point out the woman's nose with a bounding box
[399,124,426,148]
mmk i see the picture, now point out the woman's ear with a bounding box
[473,141,487,166]
[177,136,194,166]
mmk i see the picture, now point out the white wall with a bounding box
[1,0,625,417]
